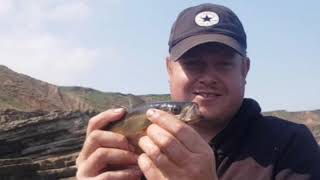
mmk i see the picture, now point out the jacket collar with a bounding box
[210,98,262,159]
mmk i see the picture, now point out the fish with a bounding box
[104,101,202,153]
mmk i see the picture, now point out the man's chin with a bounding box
[199,107,218,120]
[197,106,224,120]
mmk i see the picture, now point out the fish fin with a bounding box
[127,94,145,108]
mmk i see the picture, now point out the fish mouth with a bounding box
[181,103,202,124]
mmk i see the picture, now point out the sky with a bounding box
[0,0,319,111]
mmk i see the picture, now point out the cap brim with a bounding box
[170,34,246,61]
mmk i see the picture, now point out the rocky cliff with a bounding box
[0,65,170,179]
[0,65,76,111]
[0,109,95,179]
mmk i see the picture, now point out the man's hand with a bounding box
[138,108,218,180]
[76,108,142,180]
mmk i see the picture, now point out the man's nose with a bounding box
[198,66,219,86]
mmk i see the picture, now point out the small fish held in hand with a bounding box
[105,101,202,153]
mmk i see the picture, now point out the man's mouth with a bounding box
[193,90,222,98]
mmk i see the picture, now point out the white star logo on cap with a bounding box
[195,11,219,27]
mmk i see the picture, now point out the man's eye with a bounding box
[221,62,233,66]
[217,61,234,68]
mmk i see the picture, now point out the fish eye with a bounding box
[171,105,181,114]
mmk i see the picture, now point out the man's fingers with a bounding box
[97,167,142,180]
[138,136,162,161]
[86,108,125,135]
[144,124,191,166]
[77,130,133,165]
[79,148,138,177]
[138,136,179,173]
[146,108,208,153]
[138,153,166,180]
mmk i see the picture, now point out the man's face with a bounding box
[166,43,250,125]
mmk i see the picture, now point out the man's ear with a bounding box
[166,56,173,76]
[242,57,250,78]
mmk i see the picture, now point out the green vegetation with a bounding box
[140,94,171,102]
[0,95,28,110]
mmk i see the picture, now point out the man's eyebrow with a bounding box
[180,54,200,60]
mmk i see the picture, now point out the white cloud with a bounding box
[0,0,14,16]
[0,33,100,86]
[47,1,90,22]
[0,0,90,31]
[0,1,101,86]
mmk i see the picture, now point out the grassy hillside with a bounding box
[0,65,170,112]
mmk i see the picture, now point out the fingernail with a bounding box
[146,109,158,118]
[113,108,124,113]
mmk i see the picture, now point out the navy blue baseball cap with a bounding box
[168,3,247,61]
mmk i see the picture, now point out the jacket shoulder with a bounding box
[249,115,319,153]
[248,115,320,178]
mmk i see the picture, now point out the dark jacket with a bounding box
[210,98,320,180]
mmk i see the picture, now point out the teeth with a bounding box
[194,91,220,97]
[198,92,212,97]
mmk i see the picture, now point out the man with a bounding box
[76,3,320,180]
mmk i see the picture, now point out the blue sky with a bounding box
[0,0,319,111]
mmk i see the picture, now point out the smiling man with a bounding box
[76,3,320,180]
[167,43,248,130]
